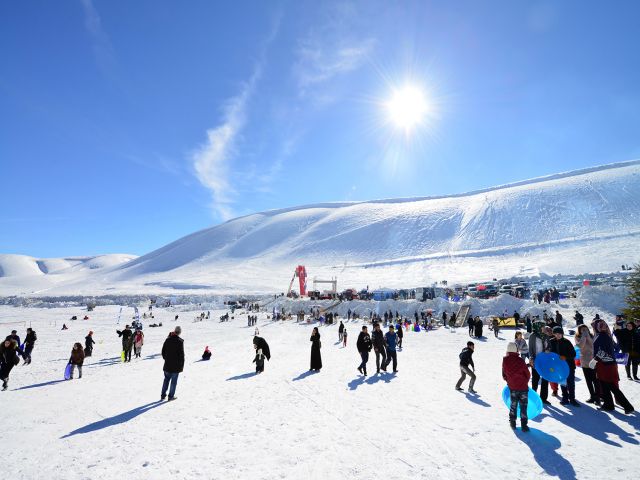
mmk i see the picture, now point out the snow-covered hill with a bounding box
[1,161,639,296]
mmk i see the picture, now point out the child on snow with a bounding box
[342,329,348,347]
[502,342,531,431]
[202,346,212,361]
[515,332,529,360]
[133,329,144,358]
[253,346,265,373]
[68,342,85,379]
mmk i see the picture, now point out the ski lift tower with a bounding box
[313,276,338,296]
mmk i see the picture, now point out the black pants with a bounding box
[600,381,634,411]
[358,351,369,374]
[397,337,403,349]
[468,325,473,336]
[384,351,397,372]
[375,348,386,372]
[531,367,548,401]
[625,356,639,378]
[124,347,132,362]
[582,367,598,400]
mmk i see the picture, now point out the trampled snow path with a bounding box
[1,305,638,480]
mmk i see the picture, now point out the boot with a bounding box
[521,422,530,432]
[509,419,516,429]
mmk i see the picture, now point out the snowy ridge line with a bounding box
[218,158,640,222]
[330,229,640,270]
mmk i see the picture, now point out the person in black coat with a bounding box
[371,322,387,373]
[161,326,184,400]
[356,326,372,376]
[117,326,134,362]
[396,322,404,349]
[84,331,95,357]
[467,316,474,336]
[338,321,344,342]
[310,327,322,371]
[548,326,577,405]
[22,328,37,364]
[0,339,21,390]
[474,317,483,338]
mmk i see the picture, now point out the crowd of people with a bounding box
[1,304,637,432]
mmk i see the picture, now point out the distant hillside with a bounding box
[1,161,639,296]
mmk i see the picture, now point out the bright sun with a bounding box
[386,85,428,133]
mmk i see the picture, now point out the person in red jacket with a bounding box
[503,342,531,431]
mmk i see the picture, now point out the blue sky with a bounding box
[2,0,640,258]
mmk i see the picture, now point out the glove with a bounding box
[588,358,597,369]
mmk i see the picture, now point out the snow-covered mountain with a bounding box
[1,160,639,296]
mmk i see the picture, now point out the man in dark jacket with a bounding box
[356,326,372,376]
[23,328,37,364]
[0,339,21,390]
[548,326,577,406]
[161,326,184,401]
[383,325,399,373]
[555,311,564,327]
[503,342,531,431]
[467,315,474,336]
[117,326,134,362]
[455,341,476,393]
[338,321,344,342]
[371,323,386,373]
[574,311,584,326]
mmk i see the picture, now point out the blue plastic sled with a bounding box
[574,346,581,360]
[502,386,543,420]
[616,352,629,365]
[64,363,73,380]
[534,352,569,384]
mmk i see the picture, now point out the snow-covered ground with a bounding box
[1,303,637,480]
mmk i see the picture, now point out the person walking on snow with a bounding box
[68,342,85,379]
[0,339,20,390]
[310,327,322,371]
[117,325,133,362]
[22,328,37,365]
[575,325,599,404]
[467,316,474,336]
[356,326,372,376]
[455,341,476,393]
[502,342,531,431]
[590,320,634,414]
[252,336,271,373]
[342,328,348,347]
[161,326,184,400]
[528,321,550,404]
[382,325,399,373]
[396,321,404,350]
[133,329,145,358]
[372,322,387,373]
[338,321,344,342]
[84,331,95,357]
[548,326,578,406]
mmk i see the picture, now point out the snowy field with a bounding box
[1,304,638,480]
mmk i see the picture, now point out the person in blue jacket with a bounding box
[382,325,398,373]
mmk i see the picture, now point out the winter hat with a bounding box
[552,326,564,335]
[506,342,518,353]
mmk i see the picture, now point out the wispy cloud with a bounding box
[294,3,375,97]
[80,0,117,77]
[192,15,281,220]
[192,68,261,220]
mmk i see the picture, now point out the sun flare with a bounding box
[385,85,428,133]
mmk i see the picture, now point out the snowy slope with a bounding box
[1,161,639,296]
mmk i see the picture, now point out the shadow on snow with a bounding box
[226,372,258,381]
[515,427,577,480]
[60,401,165,438]
[15,379,67,390]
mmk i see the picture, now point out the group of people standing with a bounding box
[116,325,145,362]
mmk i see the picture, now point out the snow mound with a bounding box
[576,285,628,315]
